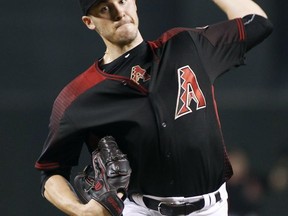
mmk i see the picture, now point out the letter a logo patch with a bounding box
[175,65,206,119]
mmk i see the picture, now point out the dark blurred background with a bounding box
[1,0,287,215]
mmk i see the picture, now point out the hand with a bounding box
[73,136,131,216]
[78,199,111,216]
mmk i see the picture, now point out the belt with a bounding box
[132,192,221,216]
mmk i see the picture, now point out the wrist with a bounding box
[68,202,85,216]
[77,199,109,216]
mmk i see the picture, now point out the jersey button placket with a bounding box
[159,119,174,187]
[166,152,172,158]
[167,152,174,186]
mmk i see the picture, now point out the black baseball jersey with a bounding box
[35,16,273,196]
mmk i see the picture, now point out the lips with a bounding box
[115,20,132,29]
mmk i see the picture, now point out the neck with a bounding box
[102,34,144,64]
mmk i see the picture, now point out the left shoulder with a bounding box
[148,27,193,48]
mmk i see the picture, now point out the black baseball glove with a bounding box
[74,136,132,216]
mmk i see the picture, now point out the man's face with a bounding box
[84,0,139,46]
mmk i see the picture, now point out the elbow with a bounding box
[244,15,274,52]
[257,17,274,40]
[264,18,274,37]
[41,174,54,199]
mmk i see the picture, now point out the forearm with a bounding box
[44,175,84,215]
[44,175,109,216]
[212,0,268,19]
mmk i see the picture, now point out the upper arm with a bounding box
[243,14,273,51]
[193,19,246,82]
[212,0,268,19]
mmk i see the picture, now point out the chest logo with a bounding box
[130,65,151,85]
[175,65,206,119]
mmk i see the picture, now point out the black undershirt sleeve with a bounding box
[243,14,273,51]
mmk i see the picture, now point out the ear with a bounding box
[81,16,96,30]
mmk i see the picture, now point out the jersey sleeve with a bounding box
[34,64,102,173]
[34,98,85,172]
[243,14,273,51]
[191,18,247,83]
[190,16,273,83]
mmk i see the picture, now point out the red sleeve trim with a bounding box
[236,18,246,41]
[35,161,60,170]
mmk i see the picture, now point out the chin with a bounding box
[116,30,138,45]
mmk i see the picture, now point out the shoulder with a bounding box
[51,63,105,120]
[148,25,218,49]
[148,27,194,48]
[57,63,103,101]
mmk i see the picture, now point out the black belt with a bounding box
[138,192,221,216]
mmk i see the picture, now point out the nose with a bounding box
[112,5,125,21]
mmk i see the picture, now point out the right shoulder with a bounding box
[51,63,105,119]
[58,63,105,98]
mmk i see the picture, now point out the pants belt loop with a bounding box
[202,182,226,211]
[219,183,228,201]
[208,192,216,205]
[131,193,146,207]
[202,194,211,210]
